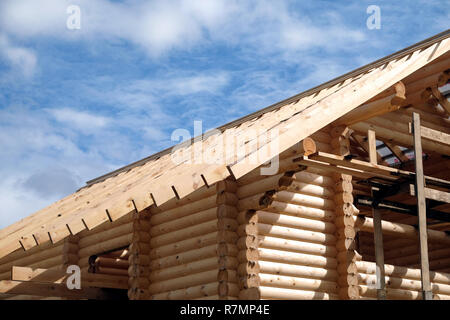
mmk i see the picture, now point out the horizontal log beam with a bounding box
[355,215,450,245]
[11,266,128,289]
[0,280,121,299]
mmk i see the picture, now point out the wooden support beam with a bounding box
[335,82,406,126]
[354,215,450,246]
[349,121,450,156]
[419,125,450,147]
[409,185,450,204]
[297,151,450,189]
[412,112,434,300]
[367,129,386,299]
[383,141,410,163]
[367,130,378,165]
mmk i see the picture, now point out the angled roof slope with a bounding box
[1,30,449,259]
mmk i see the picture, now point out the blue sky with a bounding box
[0,0,449,228]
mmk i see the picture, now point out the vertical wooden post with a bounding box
[367,130,386,300]
[216,179,239,300]
[412,112,433,300]
[331,126,360,300]
[128,209,151,300]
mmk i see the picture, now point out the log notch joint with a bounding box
[128,209,151,300]
[62,235,79,270]
[331,126,360,300]
[216,179,239,300]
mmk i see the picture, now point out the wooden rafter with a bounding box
[382,140,410,163]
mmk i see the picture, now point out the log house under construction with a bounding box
[0,30,449,300]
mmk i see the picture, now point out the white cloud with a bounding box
[0,0,366,58]
[0,33,37,77]
[48,108,110,134]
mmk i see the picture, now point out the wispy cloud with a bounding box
[0,33,37,78]
[48,107,110,133]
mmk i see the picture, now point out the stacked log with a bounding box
[0,238,70,300]
[331,126,360,300]
[148,184,239,300]
[0,242,65,280]
[128,209,151,300]
[77,213,134,266]
[236,133,342,300]
[356,261,450,300]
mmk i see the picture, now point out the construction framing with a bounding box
[0,30,449,300]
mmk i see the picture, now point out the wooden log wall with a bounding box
[0,241,65,281]
[235,131,344,300]
[148,181,240,300]
[0,211,134,299]
[357,260,450,300]
[77,213,133,267]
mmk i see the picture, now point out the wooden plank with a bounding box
[412,112,433,300]
[0,280,113,299]
[293,156,388,180]
[309,152,401,178]
[367,129,387,299]
[420,125,450,146]
[409,185,450,204]
[11,266,128,290]
[372,206,387,300]
[308,151,450,188]
[424,188,450,203]
[367,130,378,165]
